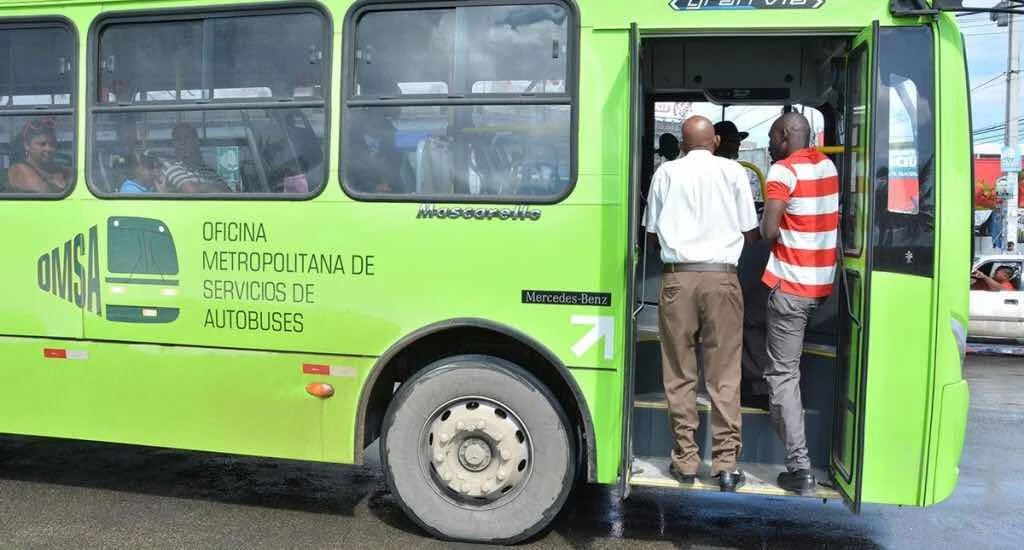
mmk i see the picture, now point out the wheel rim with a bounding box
[421,397,532,508]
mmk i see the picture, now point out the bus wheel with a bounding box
[380,354,575,544]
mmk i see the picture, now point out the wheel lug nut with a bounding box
[497,469,507,481]
[500,447,511,461]
[475,421,485,430]
[456,421,466,431]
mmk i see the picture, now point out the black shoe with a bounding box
[777,469,816,495]
[669,463,697,485]
[715,470,745,492]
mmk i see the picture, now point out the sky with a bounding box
[961,8,1023,149]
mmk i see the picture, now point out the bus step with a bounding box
[629,455,841,500]
[631,393,828,467]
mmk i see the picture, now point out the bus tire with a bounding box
[380,354,575,544]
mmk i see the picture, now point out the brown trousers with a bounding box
[659,271,744,474]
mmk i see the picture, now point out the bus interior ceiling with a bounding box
[630,34,852,496]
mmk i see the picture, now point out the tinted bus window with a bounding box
[0,25,75,196]
[97,13,324,104]
[91,10,328,197]
[354,6,568,97]
[872,27,935,276]
[344,2,575,202]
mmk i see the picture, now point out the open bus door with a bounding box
[831,22,877,512]
[620,22,642,500]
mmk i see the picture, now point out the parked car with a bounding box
[969,254,1024,342]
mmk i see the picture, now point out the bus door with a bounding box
[831,22,876,513]
[834,18,939,511]
[620,22,642,499]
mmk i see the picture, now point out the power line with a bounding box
[972,72,1009,91]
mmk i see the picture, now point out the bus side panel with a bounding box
[860,274,932,505]
[575,27,632,483]
[0,203,85,340]
[925,15,971,506]
[0,336,353,462]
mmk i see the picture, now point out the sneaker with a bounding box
[777,469,816,495]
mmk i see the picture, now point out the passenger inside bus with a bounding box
[118,150,165,194]
[7,117,71,194]
[344,107,413,194]
[161,123,230,194]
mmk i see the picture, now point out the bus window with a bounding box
[872,26,936,276]
[0,24,75,196]
[343,2,575,201]
[842,45,869,255]
[90,9,328,196]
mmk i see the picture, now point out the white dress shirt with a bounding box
[642,149,758,266]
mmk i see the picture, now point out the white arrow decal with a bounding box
[571,315,615,360]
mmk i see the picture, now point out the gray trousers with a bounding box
[765,286,822,472]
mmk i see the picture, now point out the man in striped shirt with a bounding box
[759,112,838,495]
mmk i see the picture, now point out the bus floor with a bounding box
[628,387,840,499]
[630,456,839,499]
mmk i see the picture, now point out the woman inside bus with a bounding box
[7,118,72,194]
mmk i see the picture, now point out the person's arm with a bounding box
[642,167,665,251]
[732,162,760,242]
[760,163,797,241]
[761,200,786,241]
[973,270,1006,292]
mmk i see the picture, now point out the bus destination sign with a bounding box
[670,0,824,10]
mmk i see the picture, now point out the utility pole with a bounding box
[1005,9,1020,252]
[994,2,1020,252]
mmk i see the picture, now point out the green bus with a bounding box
[0,0,990,543]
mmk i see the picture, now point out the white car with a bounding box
[969,254,1024,342]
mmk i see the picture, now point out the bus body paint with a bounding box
[0,0,969,511]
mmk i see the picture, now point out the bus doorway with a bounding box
[624,31,861,502]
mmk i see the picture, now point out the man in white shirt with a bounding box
[643,115,759,492]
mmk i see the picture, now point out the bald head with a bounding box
[681,116,719,155]
[768,112,812,162]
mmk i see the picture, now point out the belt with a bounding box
[663,262,736,273]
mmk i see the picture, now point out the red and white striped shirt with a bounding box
[761,148,839,299]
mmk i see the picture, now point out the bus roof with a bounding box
[0,0,947,31]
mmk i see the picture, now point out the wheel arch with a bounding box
[354,317,597,482]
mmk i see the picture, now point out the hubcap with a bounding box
[458,438,492,472]
[425,398,531,504]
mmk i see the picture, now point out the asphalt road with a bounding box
[0,354,1022,550]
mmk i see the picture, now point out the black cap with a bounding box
[714,120,749,141]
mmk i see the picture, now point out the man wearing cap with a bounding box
[713,121,748,160]
[716,120,772,410]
